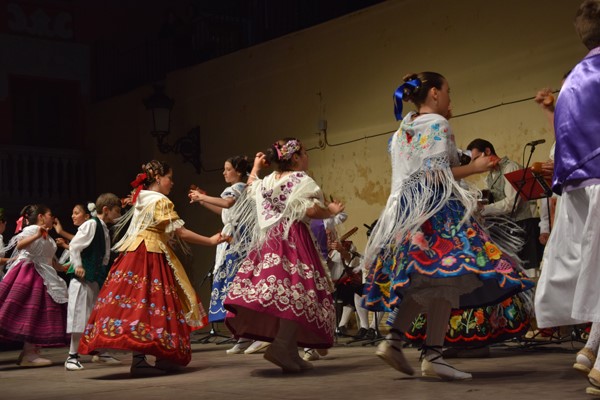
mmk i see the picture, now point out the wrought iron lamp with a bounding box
[143,84,202,173]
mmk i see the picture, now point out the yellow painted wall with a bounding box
[90,0,587,303]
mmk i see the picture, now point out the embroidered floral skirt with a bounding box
[404,293,531,346]
[0,261,68,346]
[79,243,206,365]
[224,221,336,348]
[209,246,242,323]
[364,200,534,312]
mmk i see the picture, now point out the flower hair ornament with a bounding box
[274,139,301,161]
[87,202,98,218]
[130,172,148,204]
[393,78,421,121]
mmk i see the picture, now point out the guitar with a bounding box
[339,226,358,242]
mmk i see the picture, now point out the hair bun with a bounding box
[401,73,420,102]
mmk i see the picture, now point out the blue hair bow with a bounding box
[393,79,421,121]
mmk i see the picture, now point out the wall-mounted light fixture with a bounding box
[143,84,202,173]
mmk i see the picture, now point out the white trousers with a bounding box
[67,279,100,334]
[535,185,600,327]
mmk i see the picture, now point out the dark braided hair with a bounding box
[141,160,172,188]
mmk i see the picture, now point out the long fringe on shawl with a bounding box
[479,214,534,316]
[224,176,334,290]
[224,180,322,259]
[112,197,190,255]
[362,154,480,269]
[222,186,259,261]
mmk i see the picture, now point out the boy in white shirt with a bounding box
[64,193,122,370]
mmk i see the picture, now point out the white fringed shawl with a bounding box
[110,190,206,326]
[220,182,247,239]
[363,112,480,268]
[3,225,68,303]
[226,171,324,258]
[112,190,186,253]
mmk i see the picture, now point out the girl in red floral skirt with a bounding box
[79,160,223,376]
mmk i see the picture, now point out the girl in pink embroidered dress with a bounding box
[224,138,344,372]
[0,204,69,367]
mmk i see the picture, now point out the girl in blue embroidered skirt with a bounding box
[189,155,253,353]
[362,72,534,380]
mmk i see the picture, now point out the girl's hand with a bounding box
[121,195,132,207]
[328,240,343,251]
[540,160,554,178]
[188,189,205,204]
[35,226,49,239]
[74,266,85,278]
[534,88,555,111]
[327,200,345,216]
[53,218,63,235]
[55,237,69,249]
[471,154,497,173]
[254,152,267,170]
[210,232,225,245]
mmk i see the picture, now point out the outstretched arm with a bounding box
[175,227,223,246]
[534,88,556,128]
[16,227,45,250]
[452,154,495,180]
[189,190,236,215]
[247,152,267,185]
[53,218,74,241]
[306,201,345,220]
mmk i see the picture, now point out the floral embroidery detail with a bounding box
[260,173,302,221]
[227,241,336,338]
[489,309,508,330]
[82,266,192,358]
[84,318,187,354]
[411,231,429,250]
[441,256,457,267]
[406,295,530,346]
[474,309,485,324]
[396,115,450,162]
[494,259,514,273]
[449,315,462,330]
[363,199,534,313]
[484,242,502,260]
